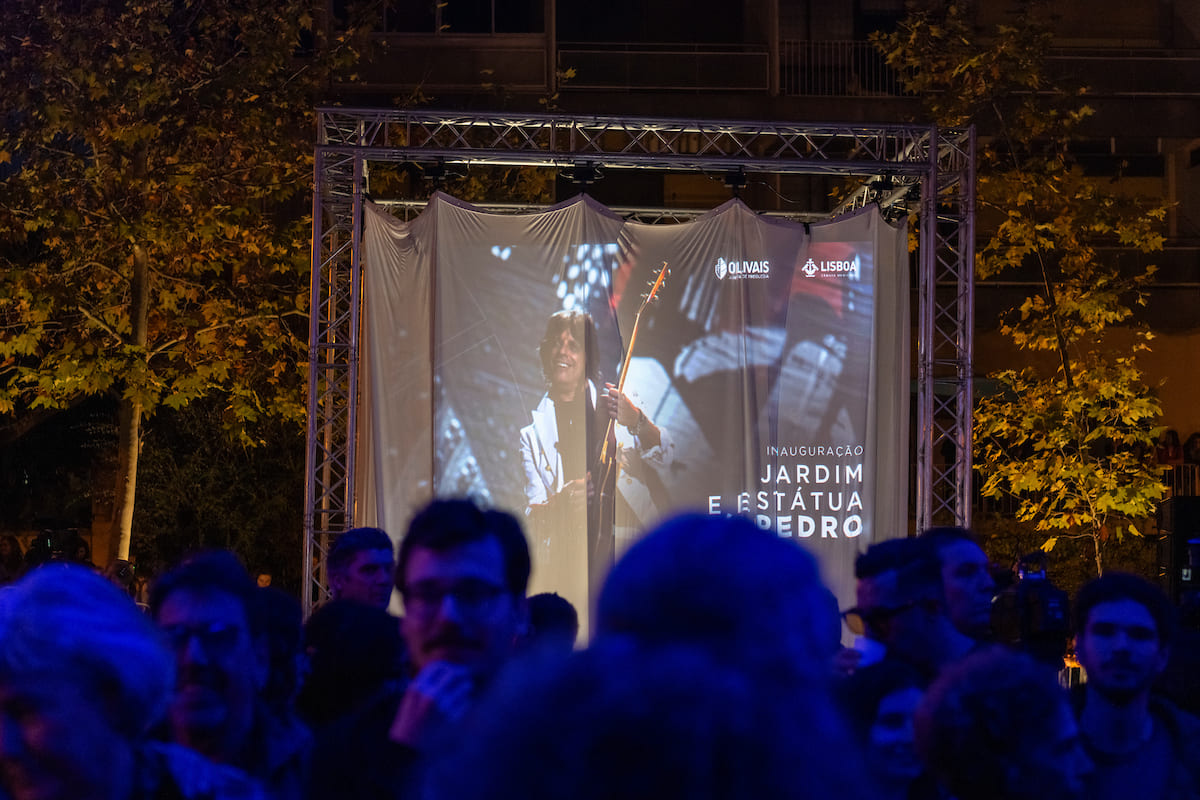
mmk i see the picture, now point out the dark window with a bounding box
[385,0,543,33]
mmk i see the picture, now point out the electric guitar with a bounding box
[592,260,670,543]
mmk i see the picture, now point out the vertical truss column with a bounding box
[303,116,365,613]
[916,127,976,531]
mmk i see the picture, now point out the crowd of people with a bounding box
[0,502,1198,800]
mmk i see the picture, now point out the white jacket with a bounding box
[519,380,675,525]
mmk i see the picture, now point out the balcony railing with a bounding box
[779,39,909,97]
[1164,463,1200,498]
[558,42,770,92]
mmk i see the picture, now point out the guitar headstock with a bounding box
[639,261,670,311]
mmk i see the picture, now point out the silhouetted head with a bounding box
[596,512,827,679]
[328,526,395,609]
[916,648,1090,800]
[0,565,175,800]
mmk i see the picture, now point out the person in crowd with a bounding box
[150,551,311,800]
[848,537,978,682]
[1183,432,1200,466]
[1071,573,1200,800]
[297,599,409,729]
[837,661,938,800]
[595,511,831,680]
[918,526,996,641]
[389,499,530,749]
[523,592,579,654]
[309,499,531,800]
[327,526,395,609]
[1157,591,1200,717]
[71,537,96,568]
[1157,429,1184,465]
[104,557,139,597]
[0,535,24,584]
[916,647,1092,800]
[424,638,872,800]
[256,587,305,721]
[587,511,871,800]
[0,564,264,800]
[814,584,856,675]
[842,537,921,671]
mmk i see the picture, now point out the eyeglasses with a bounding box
[842,601,920,636]
[403,579,507,618]
[162,621,246,658]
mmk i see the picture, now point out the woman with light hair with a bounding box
[0,564,263,800]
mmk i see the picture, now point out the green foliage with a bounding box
[0,0,364,433]
[974,512,1157,603]
[876,1,1168,577]
[132,399,304,589]
[0,0,368,561]
[975,357,1165,549]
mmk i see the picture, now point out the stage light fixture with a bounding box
[564,161,601,186]
[723,168,748,197]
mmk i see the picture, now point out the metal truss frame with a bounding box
[306,108,975,611]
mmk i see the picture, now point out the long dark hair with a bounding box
[537,309,600,387]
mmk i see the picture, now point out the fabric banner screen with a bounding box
[359,192,909,638]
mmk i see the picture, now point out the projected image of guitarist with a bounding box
[520,309,673,597]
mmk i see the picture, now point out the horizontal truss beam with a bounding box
[319,107,954,178]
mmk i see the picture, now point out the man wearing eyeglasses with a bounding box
[150,550,311,800]
[843,537,978,682]
[389,499,531,751]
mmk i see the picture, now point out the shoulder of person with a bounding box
[259,706,314,774]
[1151,695,1200,742]
[138,741,267,800]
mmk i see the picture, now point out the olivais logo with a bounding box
[801,255,859,279]
[714,256,770,281]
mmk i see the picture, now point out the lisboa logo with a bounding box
[801,256,858,278]
[714,257,728,280]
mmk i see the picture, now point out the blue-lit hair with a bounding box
[0,564,175,737]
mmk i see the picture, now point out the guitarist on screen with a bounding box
[520,309,673,598]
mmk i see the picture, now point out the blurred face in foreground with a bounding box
[157,586,261,760]
[0,676,133,800]
[1009,702,1091,800]
[401,538,523,681]
[868,687,924,785]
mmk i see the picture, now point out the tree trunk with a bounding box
[1037,254,1075,391]
[111,244,151,562]
[1092,531,1104,577]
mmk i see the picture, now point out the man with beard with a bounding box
[1072,573,1200,800]
[307,501,530,800]
[151,551,311,800]
[389,500,530,750]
